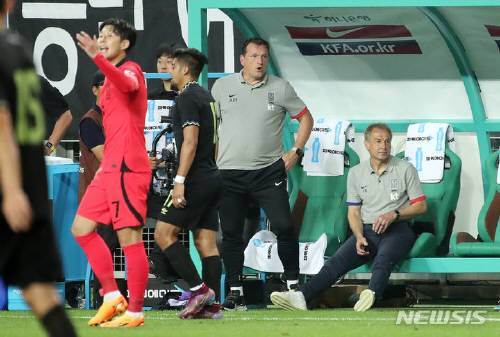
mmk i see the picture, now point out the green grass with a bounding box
[1,307,500,337]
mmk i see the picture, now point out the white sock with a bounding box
[230,286,243,295]
[125,310,143,318]
[190,283,204,292]
[103,290,121,302]
[287,280,299,290]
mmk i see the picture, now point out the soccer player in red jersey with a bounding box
[72,18,151,327]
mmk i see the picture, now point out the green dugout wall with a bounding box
[187,1,500,273]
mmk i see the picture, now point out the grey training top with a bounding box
[346,156,425,224]
[211,71,306,170]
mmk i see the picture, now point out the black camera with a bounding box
[150,123,177,197]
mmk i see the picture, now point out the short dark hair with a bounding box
[174,48,208,79]
[364,123,392,141]
[99,18,137,52]
[91,71,105,88]
[242,37,269,55]
[155,44,176,60]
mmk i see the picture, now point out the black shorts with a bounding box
[157,173,222,231]
[147,190,164,220]
[0,216,63,288]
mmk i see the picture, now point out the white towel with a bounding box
[243,230,327,275]
[405,123,456,183]
[303,118,354,176]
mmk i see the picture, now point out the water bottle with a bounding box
[334,121,342,145]
[147,100,156,122]
[415,148,423,171]
[436,127,444,151]
[312,137,320,163]
[418,123,425,133]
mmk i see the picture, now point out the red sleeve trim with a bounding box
[291,106,309,120]
[409,195,426,205]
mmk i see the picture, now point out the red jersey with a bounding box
[93,53,150,173]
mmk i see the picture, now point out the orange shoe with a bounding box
[88,295,128,326]
[100,313,144,328]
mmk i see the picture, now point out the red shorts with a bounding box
[77,170,151,230]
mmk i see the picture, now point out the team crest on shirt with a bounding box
[267,92,275,111]
[390,179,401,190]
[390,179,401,200]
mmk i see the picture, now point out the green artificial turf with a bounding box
[1,307,499,337]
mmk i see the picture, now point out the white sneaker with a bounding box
[270,291,307,311]
[353,289,375,312]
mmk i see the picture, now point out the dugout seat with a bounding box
[290,143,360,257]
[450,150,500,256]
[395,148,461,257]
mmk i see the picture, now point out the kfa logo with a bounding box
[426,156,444,161]
[407,136,432,142]
[390,179,400,190]
[322,149,344,155]
[267,92,275,111]
[312,127,332,132]
[303,244,310,261]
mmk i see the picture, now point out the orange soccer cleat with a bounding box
[100,313,145,328]
[88,295,128,326]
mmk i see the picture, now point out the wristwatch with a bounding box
[291,147,304,158]
[45,141,56,154]
[394,209,401,221]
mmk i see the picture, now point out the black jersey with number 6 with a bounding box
[0,30,49,220]
[171,83,218,181]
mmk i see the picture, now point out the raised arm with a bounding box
[76,31,139,93]
[93,53,139,93]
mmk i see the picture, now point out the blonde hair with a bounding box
[364,123,392,141]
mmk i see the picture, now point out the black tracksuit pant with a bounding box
[220,159,299,287]
[301,221,416,301]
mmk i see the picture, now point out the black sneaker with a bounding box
[222,290,247,311]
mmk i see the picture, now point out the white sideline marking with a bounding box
[1,315,500,322]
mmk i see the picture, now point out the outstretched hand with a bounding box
[76,31,99,59]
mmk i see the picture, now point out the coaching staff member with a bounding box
[271,124,427,312]
[211,37,314,310]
